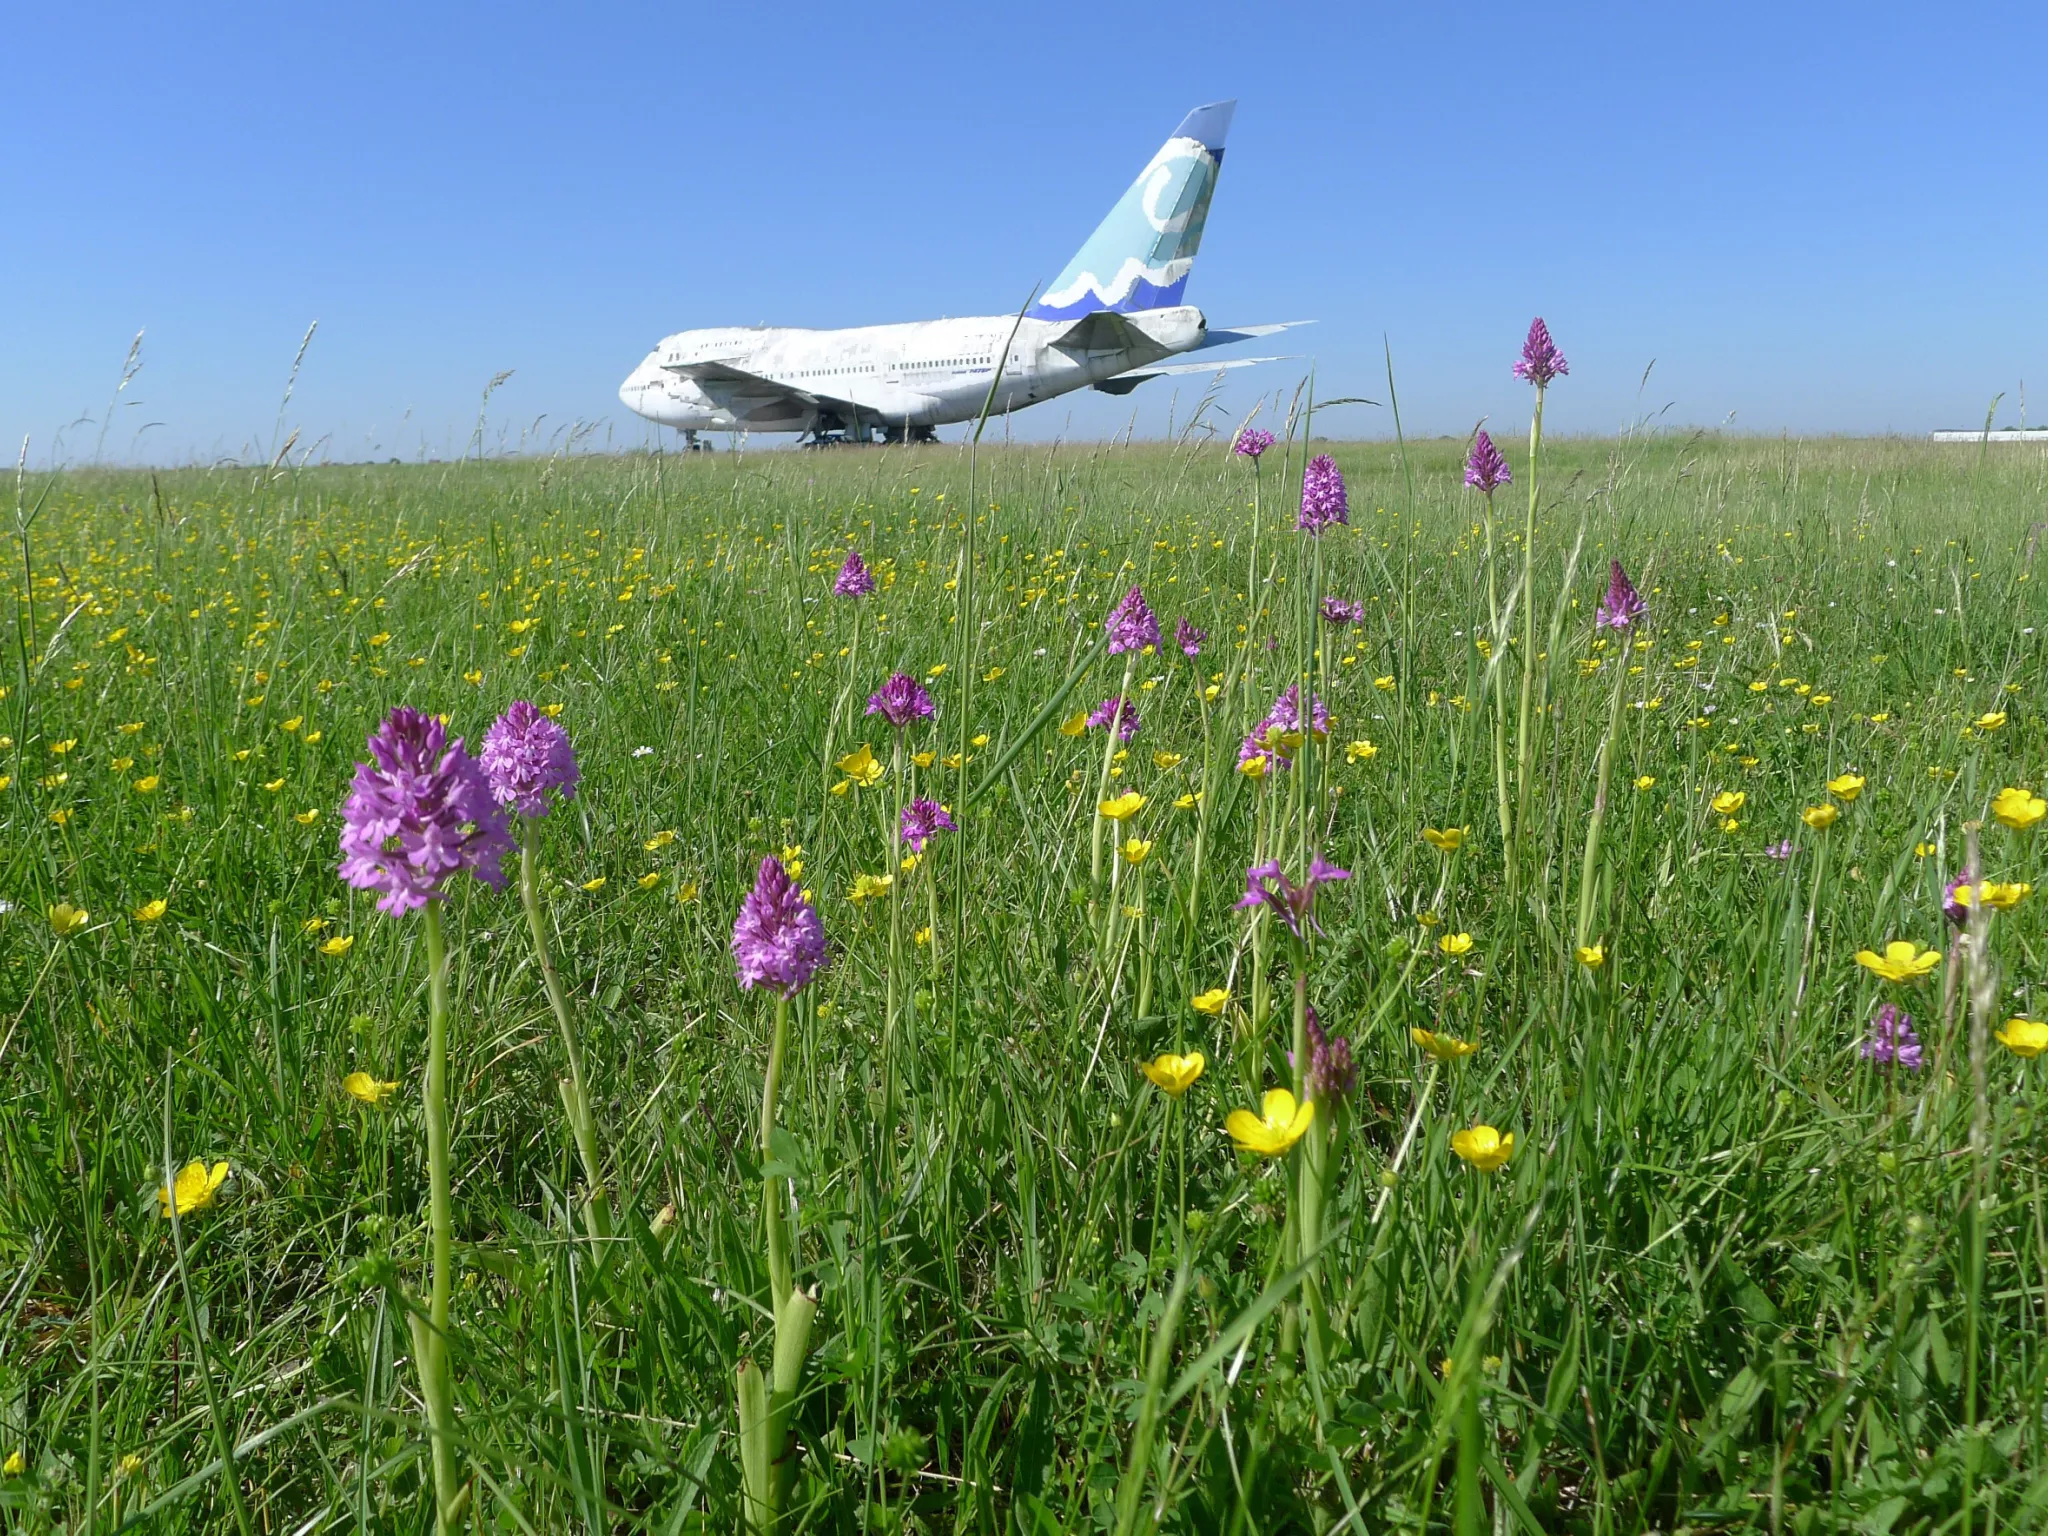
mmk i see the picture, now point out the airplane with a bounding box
[619,100,1305,447]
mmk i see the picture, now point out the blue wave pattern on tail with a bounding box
[1027,101,1234,322]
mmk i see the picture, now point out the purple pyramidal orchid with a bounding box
[1104,586,1161,655]
[732,855,827,996]
[338,707,514,916]
[1174,616,1206,658]
[833,550,876,599]
[1297,454,1349,534]
[1513,318,1569,388]
[1595,560,1646,631]
[480,700,580,819]
[1861,1003,1923,1070]
[1088,694,1141,743]
[1304,1006,1357,1103]
[1236,855,1350,940]
[1234,426,1275,460]
[1320,596,1363,626]
[899,797,956,853]
[1464,430,1513,494]
[867,671,936,728]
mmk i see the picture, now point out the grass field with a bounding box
[5,426,2048,1533]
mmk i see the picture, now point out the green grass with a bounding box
[4,432,2048,1533]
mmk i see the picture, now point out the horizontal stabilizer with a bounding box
[1093,354,1295,395]
[1194,320,1316,351]
[1050,310,1153,354]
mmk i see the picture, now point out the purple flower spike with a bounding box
[1174,616,1206,658]
[338,707,514,916]
[1296,454,1349,535]
[1235,855,1350,940]
[1767,839,1797,861]
[899,797,956,853]
[1234,427,1275,460]
[1595,561,1646,631]
[1088,694,1141,743]
[1860,1003,1923,1071]
[1513,318,1569,388]
[1320,596,1364,626]
[1105,586,1161,656]
[833,550,876,598]
[867,671,936,729]
[732,855,827,996]
[480,700,580,818]
[1465,430,1513,495]
[1304,1006,1357,1104]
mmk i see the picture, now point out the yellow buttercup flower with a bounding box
[580,877,607,893]
[1373,675,1396,691]
[342,1071,399,1106]
[1411,1027,1478,1060]
[1422,826,1464,852]
[1972,880,2033,911]
[1855,940,1940,984]
[133,775,160,793]
[780,845,804,878]
[1238,752,1270,780]
[1119,837,1153,865]
[1575,944,1605,969]
[835,743,885,787]
[1152,750,1184,771]
[638,871,663,891]
[1191,987,1230,1015]
[848,872,894,904]
[1059,710,1088,737]
[319,935,355,957]
[1992,787,2048,830]
[1174,792,1197,810]
[1099,791,1146,821]
[645,829,677,850]
[1975,711,2008,731]
[1140,1051,1205,1097]
[676,880,700,905]
[1826,773,1865,800]
[1711,790,1745,816]
[294,809,321,825]
[133,899,167,922]
[1345,739,1379,764]
[2,1450,21,1477]
[1995,1018,2048,1058]
[1225,1089,1314,1156]
[1439,932,1474,957]
[158,1160,230,1217]
[1802,804,1839,830]
[49,902,89,936]
[1451,1125,1514,1172]
[1634,774,1657,790]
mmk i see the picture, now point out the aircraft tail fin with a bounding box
[1028,101,1234,322]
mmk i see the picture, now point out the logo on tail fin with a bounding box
[1028,101,1235,322]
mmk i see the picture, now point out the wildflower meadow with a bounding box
[6,333,2048,1532]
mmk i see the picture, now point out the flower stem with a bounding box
[762,994,793,1312]
[417,901,464,1533]
[1573,635,1634,952]
[519,839,608,1248]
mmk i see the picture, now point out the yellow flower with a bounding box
[848,872,894,904]
[1956,879,2033,912]
[900,851,921,873]
[1238,752,1270,780]
[1345,739,1379,764]
[342,1071,399,1106]
[1854,940,1940,984]
[1439,932,1474,957]
[118,721,144,734]
[1827,773,1865,800]
[133,899,167,922]
[368,631,391,647]
[1119,837,1153,865]
[1059,710,1088,737]
[914,925,932,946]
[281,716,303,733]
[1191,988,1230,1015]
[1174,792,1197,810]
[644,829,677,850]
[1992,787,2048,830]
[294,809,321,825]
[1225,1089,1314,1156]
[1976,711,2008,731]
[1451,1125,1514,1172]
[836,743,885,787]
[1634,775,1657,790]
[319,935,355,957]
[911,749,936,769]
[1575,944,1605,969]
[301,917,329,935]
[261,777,286,793]
[780,844,804,878]
[133,775,160,793]
[1140,1051,1206,1097]
[49,737,77,755]
[580,877,607,892]
[1411,1027,1478,1060]
[1422,826,1464,852]
[1373,675,1396,691]
[1711,790,1745,816]
[158,1159,230,1217]
[676,880,700,905]
[638,871,663,891]
[2,1450,20,1477]
[541,703,565,719]
[829,779,852,797]
[462,669,484,686]
[1995,1018,2048,1058]
[49,902,88,936]
[972,733,990,748]
[1099,791,1146,821]
[1915,841,1937,858]
[117,1454,142,1477]
[1802,804,1839,830]
[1152,750,1184,771]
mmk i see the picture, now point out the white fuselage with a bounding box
[620,307,1208,436]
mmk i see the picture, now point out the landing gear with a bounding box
[880,423,940,445]
[678,429,707,452]
[801,410,889,448]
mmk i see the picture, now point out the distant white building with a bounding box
[1930,429,2048,443]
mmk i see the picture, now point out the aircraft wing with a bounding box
[663,359,860,416]
[1193,320,1316,352]
[1093,355,1296,396]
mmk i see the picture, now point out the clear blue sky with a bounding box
[5,2,2043,465]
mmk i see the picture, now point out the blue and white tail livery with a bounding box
[1029,101,1234,322]
[622,101,1305,445]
